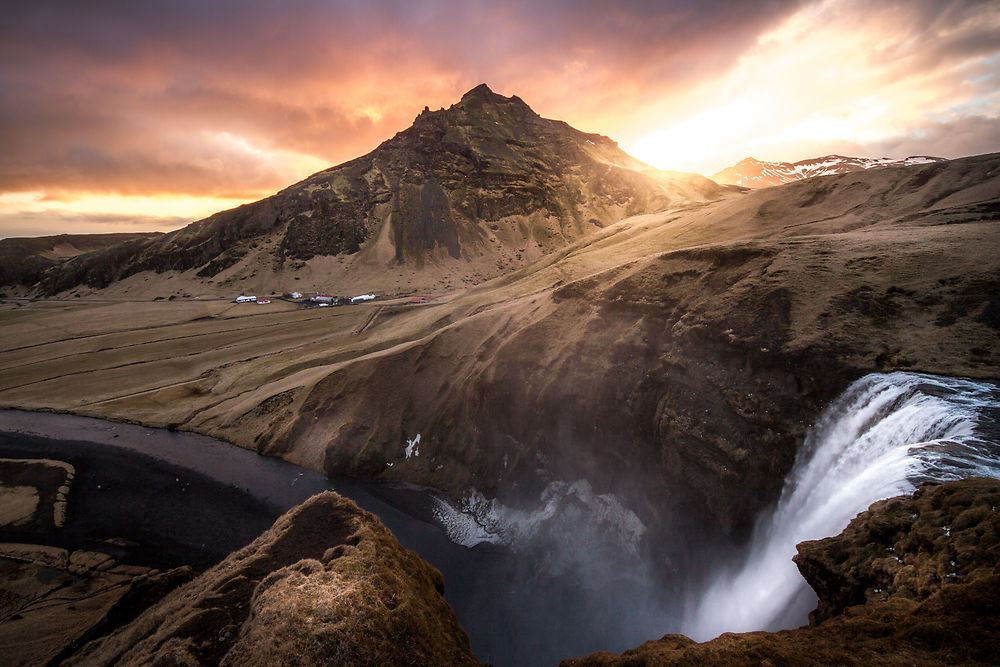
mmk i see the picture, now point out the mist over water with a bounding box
[683,372,1000,641]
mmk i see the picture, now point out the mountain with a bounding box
[0,232,161,289]
[711,154,945,188]
[2,90,999,662]
[32,84,720,297]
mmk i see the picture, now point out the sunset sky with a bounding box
[1,0,998,238]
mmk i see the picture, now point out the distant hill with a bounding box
[711,155,945,188]
[32,84,721,297]
[0,232,161,287]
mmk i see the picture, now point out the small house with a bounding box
[236,295,257,303]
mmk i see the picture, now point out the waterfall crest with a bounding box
[684,372,1000,641]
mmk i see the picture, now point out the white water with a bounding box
[684,372,1000,641]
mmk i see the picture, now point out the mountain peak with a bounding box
[713,154,946,188]
[456,83,530,112]
[461,83,499,101]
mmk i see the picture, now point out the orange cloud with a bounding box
[0,0,997,236]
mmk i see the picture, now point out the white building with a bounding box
[236,295,257,303]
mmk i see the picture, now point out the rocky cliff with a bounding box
[563,477,1000,665]
[33,84,720,297]
[64,492,479,666]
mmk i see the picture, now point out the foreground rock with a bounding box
[65,492,479,666]
[563,477,1000,665]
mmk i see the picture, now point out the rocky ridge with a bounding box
[712,154,945,188]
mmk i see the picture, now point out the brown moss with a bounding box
[64,492,478,666]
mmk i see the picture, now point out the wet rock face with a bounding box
[65,492,479,666]
[563,478,1000,666]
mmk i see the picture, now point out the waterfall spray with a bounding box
[684,372,1000,641]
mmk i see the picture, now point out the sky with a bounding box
[1,0,998,238]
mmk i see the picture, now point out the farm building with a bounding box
[236,295,257,303]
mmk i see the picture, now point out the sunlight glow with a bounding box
[625,0,1000,175]
[1,192,254,220]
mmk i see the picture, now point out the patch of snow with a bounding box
[431,480,646,556]
[431,492,503,547]
[405,433,421,459]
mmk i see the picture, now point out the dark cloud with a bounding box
[0,0,996,214]
[870,115,1000,160]
[0,0,803,197]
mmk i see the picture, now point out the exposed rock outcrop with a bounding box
[65,492,479,666]
[562,477,1000,665]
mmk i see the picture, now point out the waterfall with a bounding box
[683,372,1000,641]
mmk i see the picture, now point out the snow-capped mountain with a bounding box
[711,155,945,188]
